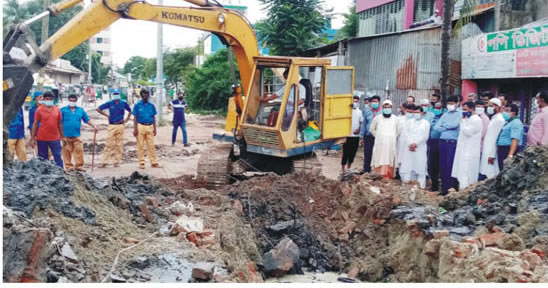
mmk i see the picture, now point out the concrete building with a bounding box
[90,27,113,67]
[45,59,87,85]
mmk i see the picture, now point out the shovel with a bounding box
[91,130,97,171]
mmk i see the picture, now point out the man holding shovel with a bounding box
[61,94,98,171]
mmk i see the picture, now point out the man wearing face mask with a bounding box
[475,100,489,149]
[399,105,430,189]
[133,89,161,169]
[61,94,98,171]
[528,90,548,146]
[30,91,64,167]
[451,101,483,190]
[428,102,444,191]
[369,100,400,179]
[420,98,434,123]
[341,96,364,172]
[168,92,189,147]
[433,96,461,195]
[97,90,132,168]
[479,98,505,179]
[360,95,382,173]
[496,104,524,170]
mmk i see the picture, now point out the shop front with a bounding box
[461,21,548,125]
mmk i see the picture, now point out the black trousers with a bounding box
[427,139,440,191]
[362,135,375,172]
[497,145,510,170]
[342,137,360,166]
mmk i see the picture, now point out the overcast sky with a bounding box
[97,0,353,67]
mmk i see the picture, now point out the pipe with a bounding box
[23,11,50,26]
[48,0,83,16]
[184,0,212,7]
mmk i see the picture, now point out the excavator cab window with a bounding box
[246,66,288,126]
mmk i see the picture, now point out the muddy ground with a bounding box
[4,106,548,283]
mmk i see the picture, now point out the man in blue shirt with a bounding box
[426,102,443,192]
[359,95,382,173]
[168,92,189,147]
[61,94,97,171]
[433,95,461,195]
[133,89,161,169]
[96,91,132,167]
[8,108,27,161]
[496,104,524,170]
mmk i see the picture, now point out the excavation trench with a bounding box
[3,146,548,283]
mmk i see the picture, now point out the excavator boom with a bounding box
[3,0,258,134]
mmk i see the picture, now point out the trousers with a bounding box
[137,124,158,165]
[362,135,375,172]
[63,137,84,170]
[439,140,457,195]
[8,138,27,161]
[427,139,440,191]
[497,145,510,171]
[37,140,63,168]
[342,137,359,166]
[172,121,188,144]
[103,124,125,165]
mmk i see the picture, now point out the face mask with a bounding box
[447,104,456,112]
[178,97,183,100]
[43,100,54,106]
[487,106,495,115]
[406,113,413,119]
[68,101,77,107]
[112,94,121,100]
[383,108,392,115]
[371,103,379,109]
[352,103,358,109]
[475,107,485,115]
[38,100,46,105]
[462,111,472,118]
[413,113,421,120]
[422,106,428,113]
[433,109,442,116]
[502,112,510,121]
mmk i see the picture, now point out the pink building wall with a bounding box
[356,0,396,13]
[462,80,478,102]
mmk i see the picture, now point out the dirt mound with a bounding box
[3,159,96,224]
[158,175,209,190]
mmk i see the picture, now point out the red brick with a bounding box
[347,267,359,278]
[424,239,441,256]
[491,226,503,233]
[140,203,153,223]
[434,230,449,239]
[462,236,480,245]
[233,200,243,214]
[187,232,199,246]
[145,196,158,208]
[20,229,50,283]
[479,232,506,247]
[199,196,216,206]
[531,248,545,259]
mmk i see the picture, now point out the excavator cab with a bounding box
[239,56,354,158]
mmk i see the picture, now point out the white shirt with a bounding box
[350,107,363,137]
[274,83,307,109]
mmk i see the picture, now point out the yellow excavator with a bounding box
[3,0,354,186]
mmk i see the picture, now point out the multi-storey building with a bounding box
[90,27,113,67]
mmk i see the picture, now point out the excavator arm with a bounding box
[3,0,258,135]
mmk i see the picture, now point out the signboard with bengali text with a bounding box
[462,24,548,79]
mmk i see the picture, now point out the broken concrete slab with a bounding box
[263,237,300,277]
[191,263,215,281]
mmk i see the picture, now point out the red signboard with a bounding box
[516,46,548,77]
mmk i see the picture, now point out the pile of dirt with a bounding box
[157,175,209,190]
[3,160,262,283]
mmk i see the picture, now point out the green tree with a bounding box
[3,0,87,68]
[336,4,358,40]
[256,0,329,56]
[122,56,147,80]
[164,47,196,90]
[184,49,239,112]
[82,53,110,84]
[143,57,156,80]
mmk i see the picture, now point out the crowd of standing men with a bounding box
[8,89,190,171]
[341,90,548,195]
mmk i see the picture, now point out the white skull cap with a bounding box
[383,99,392,106]
[489,98,502,107]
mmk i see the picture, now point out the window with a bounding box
[282,85,296,131]
[96,37,103,43]
[413,0,436,23]
[246,66,288,126]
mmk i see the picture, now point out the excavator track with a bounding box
[196,143,233,189]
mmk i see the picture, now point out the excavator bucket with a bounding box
[3,64,34,130]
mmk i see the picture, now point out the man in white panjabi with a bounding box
[452,101,483,189]
[479,98,505,179]
[370,100,400,179]
[399,104,430,189]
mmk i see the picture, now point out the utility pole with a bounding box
[494,0,501,31]
[156,0,164,125]
[88,39,92,85]
[36,0,49,92]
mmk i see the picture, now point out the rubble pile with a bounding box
[82,143,105,154]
